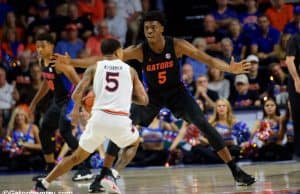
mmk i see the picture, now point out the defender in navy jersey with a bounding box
[55,11,255,189]
[30,33,81,181]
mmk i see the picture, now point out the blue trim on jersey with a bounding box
[60,74,74,94]
[141,70,149,90]
[65,99,74,121]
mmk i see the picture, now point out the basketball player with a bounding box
[54,11,255,190]
[30,33,86,181]
[34,38,148,193]
[286,27,300,157]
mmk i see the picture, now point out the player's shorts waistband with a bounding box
[100,109,129,116]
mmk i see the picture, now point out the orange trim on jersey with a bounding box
[101,109,129,116]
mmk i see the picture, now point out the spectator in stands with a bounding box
[209,99,251,161]
[85,20,114,57]
[246,55,268,98]
[12,50,32,89]
[250,15,280,63]
[0,11,24,41]
[211,0,238,29]
[218,38,240,64]
[182,64,196,96]
[185,37,208,78]
[230,74,261,108]
[0,0,13,27]
[27,3,51,37]
[251,97,289,161]
[1,27,24,65]
[0,66,19,125]
[55,24,84,59]
[132,108,178,166]
[195,75,219,110]
[114,0,142,45]
[283,6,300,35]
[278,100,294,159]
[239,0,260,25]
[228,19,247,60]
[200,14,225,55]
[105,0,127,46]
[168,99,213,164]
[65,3,94,41]
[77,0,105,25]
[207,66,230,99]
[7,106,43,171]
[268,62,288,105]
[265,0,294,32]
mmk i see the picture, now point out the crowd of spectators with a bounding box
[0,0,299,171]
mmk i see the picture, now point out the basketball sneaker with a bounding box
[88,175,105,193]
[34,180,47,192]
[101,174,121,194]
[72,168,94,181]
[232,167,256,186]
[32,174,47,182]
[32,163,55,181]
[88,168,120,193]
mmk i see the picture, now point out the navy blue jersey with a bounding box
[42,63,74,104]
[142,36,183,91]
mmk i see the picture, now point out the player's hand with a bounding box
[229,57,250,74]
[295,79,300,93]
[52,52,71,66]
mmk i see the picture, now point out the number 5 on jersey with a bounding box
[105,72,119,92]
[158,71,166,84]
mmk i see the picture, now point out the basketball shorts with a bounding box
[79,110,139,153]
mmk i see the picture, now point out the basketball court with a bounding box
[1,161,300,194]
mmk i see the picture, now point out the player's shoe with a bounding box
[88,168,120,193]
[32,174,47,182]
[88,175,105,193]
[232,167,256,186]
[72,168,94,181]
[33,180,47,192]
[101,174,121,194]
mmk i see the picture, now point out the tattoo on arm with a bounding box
[72,66,95,105]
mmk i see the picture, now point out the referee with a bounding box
[286,29,300,157]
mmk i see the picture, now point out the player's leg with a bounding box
[288,77,300,157]
[100,114,140,194]
[59,101,78,150]
[59,102,94,181]
[32,103,60,181]
[168,89,255,185]
[35,112,105,191]
[35,147,91,191]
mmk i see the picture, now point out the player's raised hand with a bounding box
[229,57,250,74]
[51,52,71,66]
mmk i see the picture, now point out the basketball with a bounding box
[82,89,95,113]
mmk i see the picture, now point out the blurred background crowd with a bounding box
[0,0,299,171]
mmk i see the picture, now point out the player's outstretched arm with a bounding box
[53,53,101,68]
[130,67,149,106]
[174,38,250,74]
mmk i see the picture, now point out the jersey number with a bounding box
[158,71,167,84]
[105,72,119,92]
